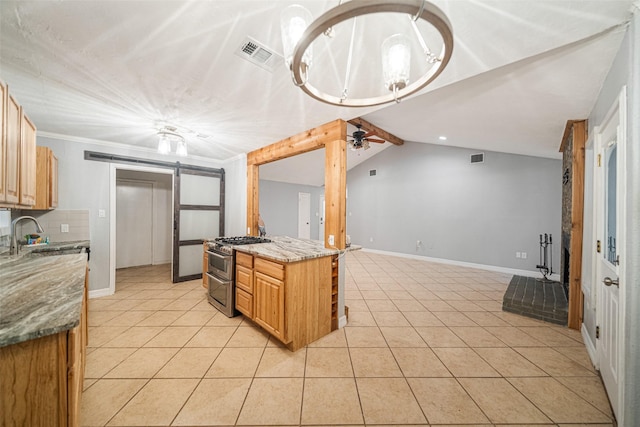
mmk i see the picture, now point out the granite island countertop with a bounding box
[0,250,88,348]
[209,235,359,263]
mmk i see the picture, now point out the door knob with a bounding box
[603,277,619,287]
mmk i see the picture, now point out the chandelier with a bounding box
[157,126,187,157]
[280,0,454,107]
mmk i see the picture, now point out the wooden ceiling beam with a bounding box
[347,117,404,146]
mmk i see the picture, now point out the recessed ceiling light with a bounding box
[438,136,447,141]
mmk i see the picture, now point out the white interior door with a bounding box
[116,179,153,268]
[319,195,325,242]
[596,92,626,420]
[298,192,311,239]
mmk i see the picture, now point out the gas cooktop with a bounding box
[214,236,272,245]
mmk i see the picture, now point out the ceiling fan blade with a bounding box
[364,131,377,137]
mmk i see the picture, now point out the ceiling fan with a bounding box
[348,124,385,151]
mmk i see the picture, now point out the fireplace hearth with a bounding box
[502,275,568,325]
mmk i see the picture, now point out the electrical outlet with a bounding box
[61,224,69,233]
[328,235,335,245]
[98,209,106,218]
[522,252,527,259]
[247,227,250,234]
[516,252,521,258]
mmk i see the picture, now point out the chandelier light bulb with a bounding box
[157,134,171,154]
[382,33,411,94]
[281,4,313,70]
[176,138,188,157]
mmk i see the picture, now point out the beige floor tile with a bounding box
[171,309,216,326]
[474,347,547,377]
[226,324,270,347]
[89,310,123,326]
[161,298,201,311]
[205,347,263,378]
[447,300,486,311]
[391,347,451,377]
[255,346,307,377]
[155,289,190,299]
[432,347,500,377]
[433,311,478,327]
[360,290,388,299]
[143,326,200,347]
[366,299,400,311]
[344,290,364,300]
[107,378,198,426]
[485,326,546,346]
[155,347,222,378]
[307,328,348,347]
[301,378,364,425]
[344,326,387,347]
[347,310,377,326]
[519,326,584,347]
[132,298,175,311]
[515,347,597,377]
[83,378,98,391]
[80,378,146,426]
[107,310,154,327]
[403,311,445,327]
[305,347,354,377]
[85,347,136,378]
[509,377,612,423]
[135,310,185,326]
[173,378,251,425]
[356,377,427,424]
[554,345,598,372]
[102,326,164,347]
[556,376,613,417]
[380,326,427,347]
[408,377,490,424]
[104,347,179,378]
[350,347,402,377]
[87,326,130,347]
[236,378,303,425]
[89,298,119,311]
[206,312,245,326]
[463,311,511,327]
[345,299,369,311]
[495,311,549,326]
[391,299,428,311]
[459,377,552,424]
[371,311,411,326]
[450,326,507,347]
[185,326,236,347]
[415,326,467,347]
[420,300,456,311]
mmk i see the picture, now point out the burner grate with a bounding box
[215,236,271,245]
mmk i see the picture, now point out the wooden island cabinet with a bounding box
[235,250,334,351]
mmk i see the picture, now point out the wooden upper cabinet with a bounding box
[0,81,6,202]
[35,146,59,210]
[4,92,21,204]
[19,112,36,206]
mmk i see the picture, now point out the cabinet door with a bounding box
[50,152,58,208]
[254,271,286,342]
[19,113,36,206]
[4,94,20,204]
[236,264,253,293]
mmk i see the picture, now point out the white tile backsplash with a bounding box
[13,210,90,243]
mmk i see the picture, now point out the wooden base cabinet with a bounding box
[235,252,332,351]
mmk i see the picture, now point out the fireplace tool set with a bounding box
[536,233,553,281]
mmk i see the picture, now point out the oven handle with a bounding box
[206,272,229,285]
[206,250,231,261]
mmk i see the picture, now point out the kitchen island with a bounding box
[206,236,354,351]
[0,242,89,426]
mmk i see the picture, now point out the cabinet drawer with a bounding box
[236,264,253,293]
[235,288,253,318]
[255,257,285,281]
[236,251,253,268]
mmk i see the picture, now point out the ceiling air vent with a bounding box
[470,153,484,164]
[369,170,377,176]
[235,36,282,72]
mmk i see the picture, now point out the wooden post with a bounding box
[324,139,347,249]
[568,120,586,329]
[246,164,259,236]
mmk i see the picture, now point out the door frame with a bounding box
[109,163,174,295]
[592,86,627,422]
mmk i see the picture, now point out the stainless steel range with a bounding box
[206,236,271,317]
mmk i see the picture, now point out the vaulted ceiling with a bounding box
[0,1,634,185]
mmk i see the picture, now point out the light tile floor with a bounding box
[81,251,614,426]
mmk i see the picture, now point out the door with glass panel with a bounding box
[173,167,225,282]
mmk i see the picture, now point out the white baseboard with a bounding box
[361,248,561,281]
[89,288,113,299]
[338,315,348,329]
[582,323,599,369]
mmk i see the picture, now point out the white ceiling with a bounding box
[0,0,634,185]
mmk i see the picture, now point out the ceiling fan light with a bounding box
[176,138,188,157]
[157,134,171,155]
[382,33,411,93]
[281,4,313,70]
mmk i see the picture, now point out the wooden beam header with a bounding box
[347,117,404,146]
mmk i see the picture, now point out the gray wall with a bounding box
[35,136,235,292]
[259,180,324,240]
[585,9,639,425]
[346,141,562,272]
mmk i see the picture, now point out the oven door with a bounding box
[207,250,232,281]
[206,273,236,317]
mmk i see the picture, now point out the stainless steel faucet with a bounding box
[10,216,45,255]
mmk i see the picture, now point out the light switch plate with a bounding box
[328,235,335,245]
[61,224,69,233]
[98,209,106,218]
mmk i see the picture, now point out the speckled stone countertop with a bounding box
[209,236,359,263]
[0,243,89,348]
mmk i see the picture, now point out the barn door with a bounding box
[173,166,225,282]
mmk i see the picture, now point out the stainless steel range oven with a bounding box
[206,236,271,317]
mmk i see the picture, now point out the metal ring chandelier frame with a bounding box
[290,0,454,107]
